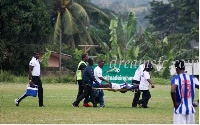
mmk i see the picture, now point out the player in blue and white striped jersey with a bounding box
[171,60,199,124]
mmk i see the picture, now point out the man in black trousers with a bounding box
[137,62,155,108]
[72,58,100,107]
[15,52,44,107]
[75,54,91,107]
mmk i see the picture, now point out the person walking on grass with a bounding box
[93,60,111,107]
[75,54,91,107]
[137,61,155,108]
[72,58,100,107]
[171,60,199,124]
[15,52,44,107]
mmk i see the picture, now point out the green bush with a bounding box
[0,70,15,82]
[0,70,28,83]
[13,76,27,83]
[41,76,59,84]
[41,75,74,84]
[0,69,170,85]
[151,77,170,85]
[62,75,74,83]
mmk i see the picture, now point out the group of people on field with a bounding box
[15,52,199,124]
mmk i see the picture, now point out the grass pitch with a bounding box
[0,83,199,124]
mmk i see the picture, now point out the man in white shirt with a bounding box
[15,52,44,107]
[93,60,111,107]
[137,62,155,108]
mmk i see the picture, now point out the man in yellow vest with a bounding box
[75,54,91,107]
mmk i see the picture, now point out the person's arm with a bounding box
[145,71,155,88]
[75,63,86,84]
[99,77,111,84]
[88,67,100,85]
[98,77,112,87]
[29,65,34,86]
[171,84,179,108]
[192,76,199,107]
[147,79,155,88]
[96,68,111,85]
[193,76,199,89]
[193,99,199,107]
[81,70,84,79]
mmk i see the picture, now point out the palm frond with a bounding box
[75,18,94,49]
[90,27,109,52]
[62,8,76,35]
[71,2,90,25]
[84,4,109,20]
[54,12,61,43]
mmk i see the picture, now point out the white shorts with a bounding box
[173,113,195,124]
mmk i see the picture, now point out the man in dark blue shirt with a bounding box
[72,58,100,107]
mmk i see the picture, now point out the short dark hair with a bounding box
[145,61,152,68]
[33,52,39,55]
[98,60,104,65]
[88,58,93,64]
[82,54,87,60]
[175,60,185,70]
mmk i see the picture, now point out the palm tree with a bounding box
[53,0,90,49]
[52,0,111,53]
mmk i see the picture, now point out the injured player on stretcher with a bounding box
[92,82,136,91]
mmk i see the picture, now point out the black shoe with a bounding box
[93,105,98,108]
[15,99,19,106]
[137,101,142,108]
[142,106,149,108]
[132,105,137,107]
[72,103,79,107]
[132,103,137,107]
[39,105,45,107]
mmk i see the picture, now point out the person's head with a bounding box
[82,54,88,62]
[98,60,105,68]
[34,52,39,59]
[175,60,185,74]
[88,58,94,66]
[144,60,153,72]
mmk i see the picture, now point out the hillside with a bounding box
[90,0,169,31]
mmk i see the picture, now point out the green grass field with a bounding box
[0,83,199,124]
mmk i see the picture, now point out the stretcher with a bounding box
[92,87,135,92]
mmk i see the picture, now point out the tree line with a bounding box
[0,0,198,77]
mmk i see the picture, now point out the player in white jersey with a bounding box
[132,61,153,107]
[136,62,155,108]
[171,60,199,124]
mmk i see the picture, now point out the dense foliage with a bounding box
[0,0,52,74]
[146,0,199,39]
[0,0,198,78]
